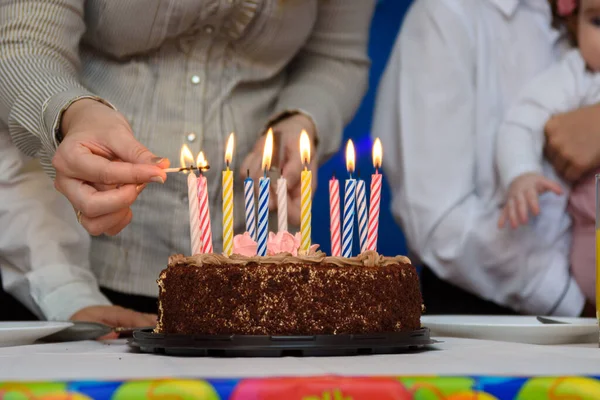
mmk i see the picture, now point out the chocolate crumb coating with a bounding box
[157,251,422,335]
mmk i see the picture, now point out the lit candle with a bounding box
[277,175,288,233]
[244,170,257,241]
[222,133,235,256]
[181,144,202,255]
[329,173,342,257]
[342,140,356,258]
[197,152,213,253]
[356,173,368,254]
[257,129,273,256]
[367,138,383,252]
[299,130,312,252]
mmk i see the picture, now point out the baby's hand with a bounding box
[498,172,563,229]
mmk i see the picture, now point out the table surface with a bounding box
[0,337,598,381]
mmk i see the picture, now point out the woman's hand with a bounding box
[498,172,563,229]
[240,113,318,226]
[71,305,157,339]
[52,99,169,236]
[544,103,600,182]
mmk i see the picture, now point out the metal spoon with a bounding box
[41,321,142,342]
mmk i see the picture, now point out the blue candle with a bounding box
[257,129,274,256]
[342,140,356,258]
[356,177,368,253]
[257,176,270,256]
[244,170,257,241]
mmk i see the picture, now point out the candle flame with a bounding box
[373,138,382,169]
[180,144,195,172]
[197,151,208,170]
[262,128,274,172]
[225,132,235,166]
[346,139,355,174]
[299,130,311,167]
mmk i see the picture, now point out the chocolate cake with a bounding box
[156,250,422,336]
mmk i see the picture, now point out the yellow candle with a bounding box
[299,131,312,253]
[222,133,235,256]
[596,228,600,328]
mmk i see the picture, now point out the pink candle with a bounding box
[198,174,213,253]
[196,152,213,253]
[188,172,202,255]
[329,174,342,257]
[367,139,383,252]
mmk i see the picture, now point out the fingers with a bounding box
[497,207,507,229]
[538,177,563,195]
[525,188,540,216]
[54,177,142,219]
[107,130,168,169]
[515,193,529,225]
[79,207,132,236]
[104,307,156,328]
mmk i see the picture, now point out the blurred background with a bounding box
[313,0,412,257]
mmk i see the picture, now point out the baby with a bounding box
[496,0,600,304]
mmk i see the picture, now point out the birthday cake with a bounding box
[155,233,422,336]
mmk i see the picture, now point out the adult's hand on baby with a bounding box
[71,305,157,340]
[544,103,600,182]
[240,113,318,226]
[498,172,563,229]
[52,99,169,236]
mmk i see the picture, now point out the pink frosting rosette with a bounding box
[232,232,257,257]
[267,232,320,256]
[233,231,320,257]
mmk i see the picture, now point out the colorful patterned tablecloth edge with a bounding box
[2,376,600,399]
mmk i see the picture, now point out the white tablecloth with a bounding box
[0,337,598,381]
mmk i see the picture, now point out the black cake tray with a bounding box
[128,327,436,357]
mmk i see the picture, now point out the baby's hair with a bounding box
[548,0,579,46]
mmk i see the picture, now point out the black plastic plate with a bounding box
[128,327,437,357]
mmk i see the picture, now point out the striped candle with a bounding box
[187,171,202,255]
[367,138,383,252]
[342,140,356,258]
[257,177,270,256]
[299,131,312,252]
[257,128,274,256]
[356,178,368,253]
[222,133,235,256]
[244,173,257,241]
[342,178,356,258]
[367,172,382,252]
[277,176,288,232]
[329,175,342,257]
[222,169,234,256]
[198,173,213,254]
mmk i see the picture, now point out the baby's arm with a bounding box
[496,50,588,191]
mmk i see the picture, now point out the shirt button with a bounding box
[191,75,200,85]
[187,132,197,143]
[204,25,214,34]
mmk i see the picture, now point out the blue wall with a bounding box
[313,0,412,257]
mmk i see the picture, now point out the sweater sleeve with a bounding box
[270,0,375,163]
[0,0,111,175]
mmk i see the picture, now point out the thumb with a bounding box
[538,177,563,195]
[110,131,169,168]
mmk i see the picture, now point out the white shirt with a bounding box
[373,0,585,316]
[0,126,110,321]
[497,49,600,188]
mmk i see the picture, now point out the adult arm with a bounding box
[0,1,167,236]
[270,0,375,163]
[0,133,111,321]
[373,0,584,316]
